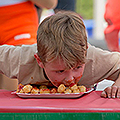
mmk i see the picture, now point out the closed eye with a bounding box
[77,66,82,69]
[56,70,64,73]
[74,65,82,70]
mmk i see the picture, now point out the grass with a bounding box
[76,0,93,19]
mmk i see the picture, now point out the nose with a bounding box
[63,77,74,86]
[63,71,75,85]
[66,69,75,80]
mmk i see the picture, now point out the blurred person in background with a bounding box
[0,0,57,90]
[54,0,76,13]
[104,0,120,52]
[0,0,57,45]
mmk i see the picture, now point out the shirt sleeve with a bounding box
[0,45,21,79]
[92,45,120,82]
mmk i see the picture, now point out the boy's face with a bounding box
[35,54,85,87]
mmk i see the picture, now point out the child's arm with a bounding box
[88,44,120,98]
[101,73,120,98]
[0,44,38,84]
[0,45,21,79]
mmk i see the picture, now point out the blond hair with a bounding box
[37,11,87,69]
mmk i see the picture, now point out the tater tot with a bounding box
[22,85,33,93]
[31,87,39,94]
[69,83,78,91]
[78,85,86,92]
[40,89,50,94]
[64,88,72,93]
[57,84,66,93]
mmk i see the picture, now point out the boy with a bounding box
[0,11,120,98]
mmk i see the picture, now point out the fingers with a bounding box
[101,91,107,98]
[105,86,112,98]
[101,86,111,98]
[111,85,117,98]
[101,85,120,98]
[116,87,120,98]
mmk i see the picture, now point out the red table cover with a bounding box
[0,89,120,113]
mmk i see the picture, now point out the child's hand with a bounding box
[101,74,120,98]
[101,85,120,98]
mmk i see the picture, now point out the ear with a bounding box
[87,44,88,49]
[84,44,88,56]
[34,53,44,68]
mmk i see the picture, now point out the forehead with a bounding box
[44,56,83,71]
[44,57,66,70]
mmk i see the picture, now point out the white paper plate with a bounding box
[11,88,94,99]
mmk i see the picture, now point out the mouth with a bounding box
[50,77,80,88]
[63,80,75,87]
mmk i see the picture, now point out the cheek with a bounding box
[50,79,61,87]
[47,74,63,87]
[78,66,85,77]
[74,69,84,83]
[75,74,83,83]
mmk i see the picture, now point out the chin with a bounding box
[51,83,59,87]
[64,83,71,87]
[65,81,75,87]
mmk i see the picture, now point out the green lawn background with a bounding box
[76,0,93,19]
